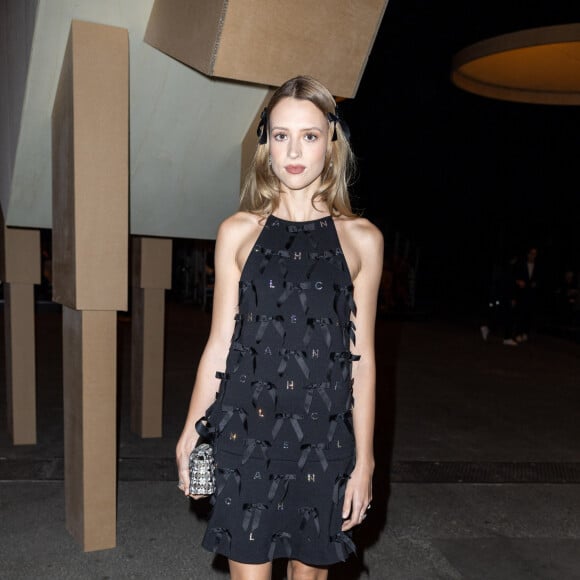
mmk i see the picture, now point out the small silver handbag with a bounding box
[188,443,216,496]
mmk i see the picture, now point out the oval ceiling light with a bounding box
[451,23,580,105]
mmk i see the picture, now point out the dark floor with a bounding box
[1,300,580,579]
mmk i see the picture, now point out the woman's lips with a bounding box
[285,165,305,174]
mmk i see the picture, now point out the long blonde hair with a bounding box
[240,76,357,218]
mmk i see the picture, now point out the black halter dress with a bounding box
[201,214,359,565]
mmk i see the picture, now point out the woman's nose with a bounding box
[288,138,301,159]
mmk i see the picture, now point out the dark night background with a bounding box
[340,0,580,318]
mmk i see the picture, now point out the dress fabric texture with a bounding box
[201,214,359,565]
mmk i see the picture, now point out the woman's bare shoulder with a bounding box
[335,215,383,249]
[217,212,266,271]
[218,211,264,238]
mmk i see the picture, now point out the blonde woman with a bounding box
[176,75,383,580]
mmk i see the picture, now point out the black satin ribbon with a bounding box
[254,244,291,259]
[254,314,285,343]
[257,107,268,144]
[259,249,273,275]
[328,351,361,381]
[232,312,245,342]
[303,382,332,413]
[267,473,296,501]
[277,281,311,313]
[208,527,231,553]
[213,371,229,403]
[242,438,271,465]
[194,416,215,440]
[217,405,248,433]
[341,320,356,346]
[238,280,259,309]
[303,317,333,348]
[298,442,329,471]
[272,412,304,441]
[344,379,355,410]
[216,467,242,496]
[299,506,320,536]
[252,281,260,308]
[327,409,353,442]
[230,342,257,374]
[307,250,346,277]
[287,223,316,234]
[334,351,361,362]
[251,380,277,409]
[277,349,310,379]
[333,283,357,317]
[253,244,290,276]
[284,223,317,251]
[238,280,250,302]
[327,111,351,141]
[332,531,357,561]
[268,531,292,560]
[233,314,286,343]
[309,249,340,261]
[242,502,268,532]
[332,473,351,504]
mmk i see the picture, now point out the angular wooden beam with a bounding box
[130,236,172,438]
[144,0,390,98]
[51,19,128,552]
[0,221,40,445]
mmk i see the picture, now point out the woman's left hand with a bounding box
[341,463,373,531]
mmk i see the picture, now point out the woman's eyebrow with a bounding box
[270,125,324,131]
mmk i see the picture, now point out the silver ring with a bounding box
[366,504,371,511]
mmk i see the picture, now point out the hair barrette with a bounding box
[327,111,351,142]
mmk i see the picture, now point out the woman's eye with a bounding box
[273,133,287,141]
[304,133,318,142]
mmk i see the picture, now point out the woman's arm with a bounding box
[175,213,256,497]
[339,218,384,531]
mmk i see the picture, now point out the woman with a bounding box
[176,75,383,580]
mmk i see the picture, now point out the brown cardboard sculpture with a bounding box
[51,19,129,552]
[130,236,172,438]
[144,0,390,98]
[52,20,129,312]
[0,217,40,445]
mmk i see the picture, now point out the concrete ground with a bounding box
[1,301,580,579]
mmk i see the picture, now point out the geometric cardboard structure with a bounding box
[52,20,129,311]
[144,0,390,98]
[130,236,172,438]
[51,19,129,552]
[0,219,40,445]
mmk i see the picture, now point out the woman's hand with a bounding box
[175,436,207,500]
[176,436,193,497]
[341,463,374,531]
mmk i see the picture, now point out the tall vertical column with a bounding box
[130,236,172,438]
[51,20,128,552]
[62,308,117,549]
[0,221,41,445]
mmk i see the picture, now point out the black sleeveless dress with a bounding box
[201,214,359,565]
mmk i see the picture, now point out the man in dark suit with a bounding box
[514,246,539,342]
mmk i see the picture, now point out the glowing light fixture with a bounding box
[451,23,580,105]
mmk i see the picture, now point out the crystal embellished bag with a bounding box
[188,442,216,496]
[188,415,216,496]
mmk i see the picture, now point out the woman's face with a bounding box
[268,97,330,196]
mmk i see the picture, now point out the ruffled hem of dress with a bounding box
[201,530,357,566]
